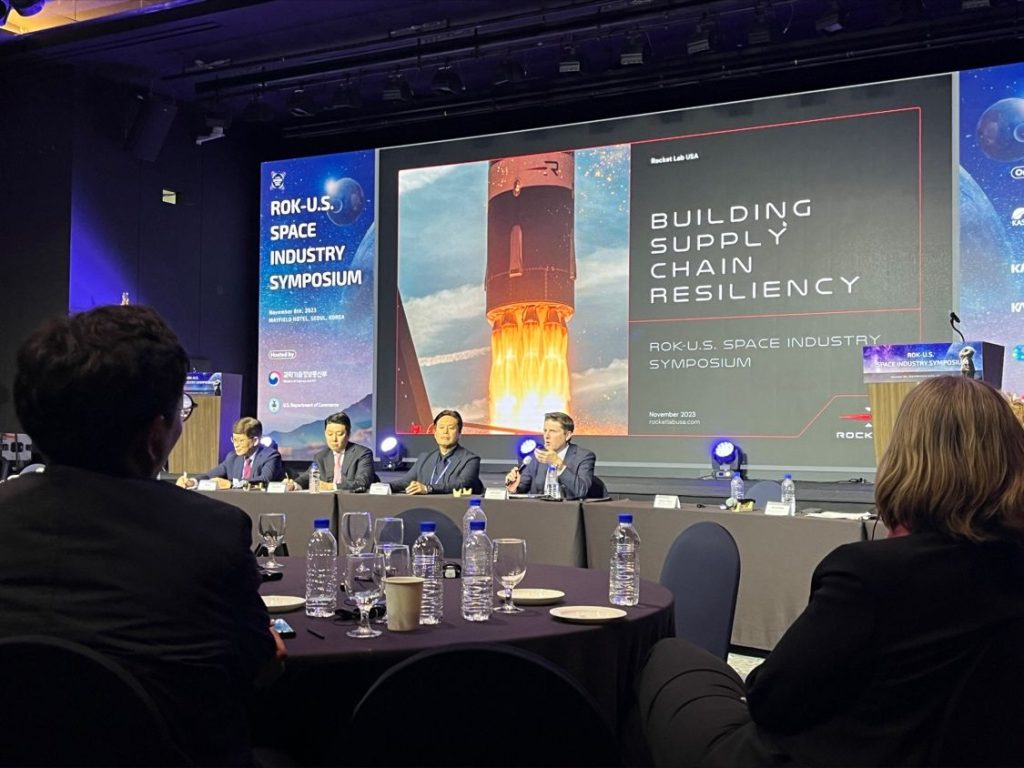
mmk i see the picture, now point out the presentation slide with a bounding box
[960,61,1024,394]
[383,75,953,470]
[257,151,376,460]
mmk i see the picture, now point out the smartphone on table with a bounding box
[271,618,296,638]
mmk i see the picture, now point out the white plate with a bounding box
[262,595,305,613]
[499,588,565,606]
[549,605,627,624]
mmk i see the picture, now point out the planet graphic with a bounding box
[325,177,365,226]
[975,98,1024,161]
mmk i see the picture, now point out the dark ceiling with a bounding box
[3,0,1024,144]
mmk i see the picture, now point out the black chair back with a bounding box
[930,616,1024,766]
[0,635,189,766]
[350,643,620,766]
[396,507,463,555]
[659,521,740,659]
[746,480,781,510]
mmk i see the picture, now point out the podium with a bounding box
[863,342,1003,464]
[168,372,242,474]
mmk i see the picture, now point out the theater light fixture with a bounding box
[382,73,413,102]
[431,64,464,95]
[620,32,650,67]
[558,45,583,74]
[687,15,717,56]
[710,439,744,479]
[379,436,406,471]
[815,2,846,34]
[517,437,539,462]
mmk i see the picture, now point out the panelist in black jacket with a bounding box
[504,411,597,500]
[177,416,284,489]
[286,411,375,492]
[392,409,482,495]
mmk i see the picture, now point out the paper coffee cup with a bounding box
[384,576,424,631]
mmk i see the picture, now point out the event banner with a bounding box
[257,151,376,460]
[862,342,992,383]
[959,62,1024,393]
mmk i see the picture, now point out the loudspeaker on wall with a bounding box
[124,94,178,162]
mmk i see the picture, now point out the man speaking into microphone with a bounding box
[505,411,597,500]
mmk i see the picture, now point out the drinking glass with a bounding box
[373,517,404,548]
[340,511,372,555]
[372,544,411,623]
[258,512,286,570]
[344,552,385,639]
[493,538,527,613]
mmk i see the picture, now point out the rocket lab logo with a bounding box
[269,171,286,191]
[837,407,872,440]
[267,370,281,386]
[1011,207,1024,227]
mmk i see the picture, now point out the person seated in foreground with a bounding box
[177,415,284,489]
[637,374,1024,768]
[504,411,597,499]
[285,411,376,492]
[0,305,283,766]
[391,409,482,495]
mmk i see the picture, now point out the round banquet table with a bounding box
[253,558,673,765]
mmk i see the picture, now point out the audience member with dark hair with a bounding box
[638,374,1024,767]
[177,415,285,489]
[0,305,282,766]
[391,409,482,495]
[285,411,376,492]
[505,411,597,499]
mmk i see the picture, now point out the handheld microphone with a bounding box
[512,455,533,473]
[949,311,965,344]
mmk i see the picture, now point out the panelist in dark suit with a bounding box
[505,411,597,500]
[0,305,281,766]
[286,411,376,492]
[177,416,285,489]
[392,409,483,495]
[637,375,1024,768]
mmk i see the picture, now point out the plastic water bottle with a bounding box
[305,518,338,617]
[545,464,562,500]
[461,520,493,622]
[462,496,486,538]
[412,521,445,624]
[309,462,320,493]
[730,473,745,502]
[609,514,640,607]
[781,473,797,516]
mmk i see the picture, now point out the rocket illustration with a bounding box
[485,152,576,432]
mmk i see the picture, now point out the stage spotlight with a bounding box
[815,2,846,34]
[517,437,539,462]
[0,1,11,25]
[379,436,406,471]
[259,436,279,450]
[687,15,717,56]
[620,33,650,67]
[558,45,583,74]
[710,439,744,479]
[431,64,464,95]
[11,0,44,15]
[382,73,413,102]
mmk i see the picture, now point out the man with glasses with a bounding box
[177,416,284,489]
[0,305,282,765]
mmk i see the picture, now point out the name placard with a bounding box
[266,481,287,494]
[369,482,392,496]
[484,487,509,501]
[197,479,218,492]
[764,501,792,516]
[653,494,681,509]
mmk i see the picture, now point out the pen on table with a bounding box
[307,628,326,639]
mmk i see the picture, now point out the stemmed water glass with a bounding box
[493,538,527,613]
[373,517,404,549]
[373,543,410,623]
[258,512,287,570]
[344,552,385,638]
[340,511,372,555]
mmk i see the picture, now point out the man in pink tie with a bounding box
[285,411,375,493]
[178,417,284,490]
